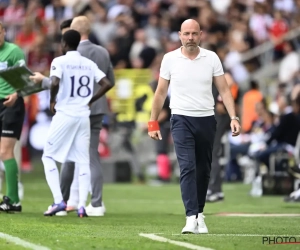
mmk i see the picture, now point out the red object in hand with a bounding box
[148,121,160,132]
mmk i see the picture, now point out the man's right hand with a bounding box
[29,72,45,84]
[148,130,162,140]
[148,121,162,140]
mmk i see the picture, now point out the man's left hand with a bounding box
[230,119,241,137]
[3,92,18,107]
[29,72,45,84]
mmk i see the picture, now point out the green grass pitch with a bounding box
[0,161,300,250]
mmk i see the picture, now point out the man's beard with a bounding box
[185,44,197,51]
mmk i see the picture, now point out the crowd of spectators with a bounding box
[0,0,299,84]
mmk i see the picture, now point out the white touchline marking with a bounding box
[0,232,51,250]
[28,197,183,204]
[171,234,300,237]
[217,213,300,217]
[139,233,215,250]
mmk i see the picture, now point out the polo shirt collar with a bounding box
[66,51,80,56]
[177,46,206,59]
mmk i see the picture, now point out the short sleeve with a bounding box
[93,63,106,83]
[11,46,25,66]
[159,54,170,80]
[50,58,62,79]
[213,53,224,77]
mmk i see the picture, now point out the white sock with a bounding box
[42,156,63,204]
[76,162,90,209]
[68,165,79,206]
[89,183,92,195]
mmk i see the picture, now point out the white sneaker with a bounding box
[102,202,106,213]
[181,215,199,234]
[250,176,262,197]
[197,213,208,234]
[55,210,67,216]
[86,203,105,216]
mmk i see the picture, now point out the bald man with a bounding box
[148,19,240,234]
[30,16,115,216]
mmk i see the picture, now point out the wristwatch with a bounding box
[16,91,22,98]
[231,116,240,122]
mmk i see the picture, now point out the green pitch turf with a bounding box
[0,161,300,250]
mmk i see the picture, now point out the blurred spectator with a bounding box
[249,3,273,44]
[44,0,73,22]
[27,34,52,74]
[278,41,300,86]
[241,80,264,133]
[3,0,25,26]
[129,28,157,68]
[89,1,117,47]
[14,17,39,54]
[210,0,231,15]
[110,22,133,68]
[254,94,300,169]
[224,48,250,85]
[26,0,45,21]
[144,14,160,43]
[130,29,147,65]
[273,0,294,13]
[107,0,132,21]
[269,10,289,60]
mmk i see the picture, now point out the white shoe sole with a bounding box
[198,228,208,234]
[47,205,68,216]
[86,204,105,216]
[55,211,67,216]
[86,211,104,217]
[181,227,199,234]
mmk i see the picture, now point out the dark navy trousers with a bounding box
[171,114,216,216]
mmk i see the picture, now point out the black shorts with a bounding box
[0,97,25,140]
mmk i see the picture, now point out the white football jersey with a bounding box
[49,51,106,117]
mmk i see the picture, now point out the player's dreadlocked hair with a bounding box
[62,30,81,50]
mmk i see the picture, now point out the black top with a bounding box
[267,112,300,146]
[160,95,171,125]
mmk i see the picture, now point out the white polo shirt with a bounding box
[160,46,224,117]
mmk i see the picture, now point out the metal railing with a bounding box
[240,27,300,65]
